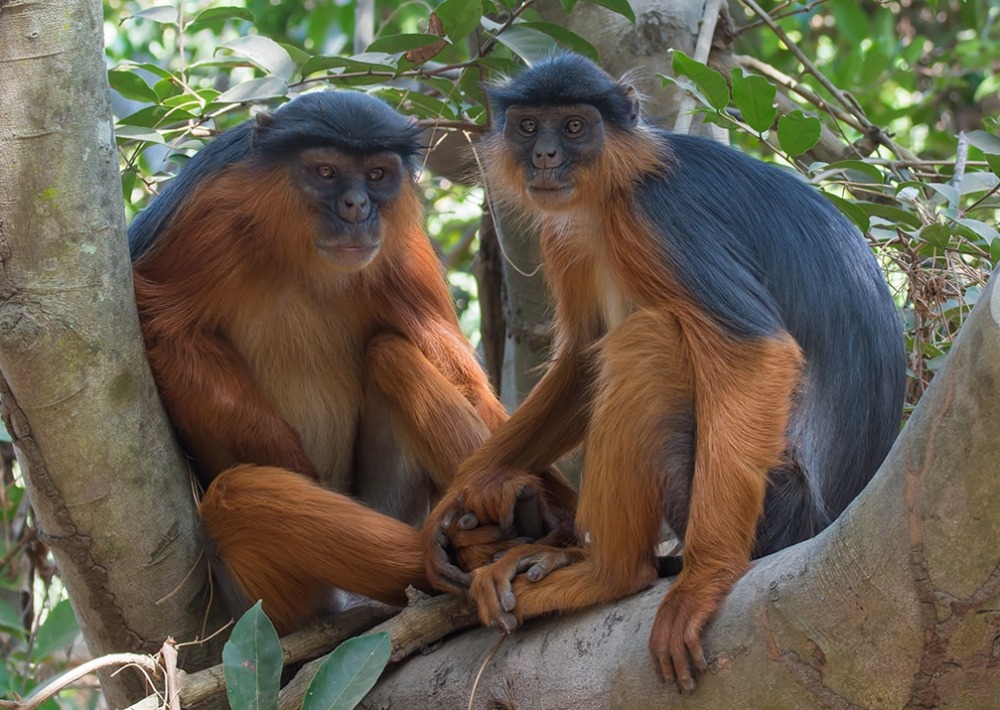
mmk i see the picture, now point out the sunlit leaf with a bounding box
[585,0,636,23]
[484,20,557,64]
[517,22,599,60]
[967,130,1000,155]
[222,36,296,81]
[959,171,1000,195]
[223,601,282,710]
[671,51,728,111]
[302,634,391,710]
[956,218,1000,244]
[125,6,178,24]
[192,6,255,25]
[926,182,959,208]
[777,110,821,157]
[730,69,776,133]
[217,77,288,104]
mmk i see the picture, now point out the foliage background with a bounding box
[1,0,997,705]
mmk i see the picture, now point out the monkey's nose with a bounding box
[532,148,563,170]
[338,190,371,223]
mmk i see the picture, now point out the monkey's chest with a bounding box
[227,301,364,491]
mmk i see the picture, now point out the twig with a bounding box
[0,654,161,710]
[735,54,865,133]
[674,0,726,136]
[277,595,478,709]
[0,526,34,574]
[953,131,969,195]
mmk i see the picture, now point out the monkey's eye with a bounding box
[368,167,385,182]
[518,117,537,134]
[564,118,584,135]
[316,165,335,179]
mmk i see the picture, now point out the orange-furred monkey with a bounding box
[423,55,904,691]
[129,91,573,634]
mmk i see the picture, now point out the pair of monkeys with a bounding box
[129,54,903,691]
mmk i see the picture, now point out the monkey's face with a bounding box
[503,104,605,211]
[292,147,405,270]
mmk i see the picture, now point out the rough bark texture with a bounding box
[0,1,225,705]
[362,269,1000,708]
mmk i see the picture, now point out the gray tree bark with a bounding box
[363,267,1000,708]
[0,1,225,705]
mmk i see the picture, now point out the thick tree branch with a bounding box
[363,268,1000,708]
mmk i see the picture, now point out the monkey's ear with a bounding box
[621,84,641,127]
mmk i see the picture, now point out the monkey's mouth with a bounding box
[316,239,380,268]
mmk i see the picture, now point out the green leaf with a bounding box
[367,33,449,53]
[926,182,959,208]
[31,600,79,662]
[959,171,1000,196]
[192,6,255,24]
[223,601,283,710]
[559,0,580,11]
[956,218,1000,244]
[830,0,869,46]
[436,0,483,42]
[301,54,395,78]
[302,633,391,710]
[222,36,296,81]
[217,76,288,104]
[517,22,599,61]
[730,69,776,133]
[777,110,821,157]
[967,130,1000,156]
[126,6,178,24]
[822,193,869,232]
[114,126,167,145]
[585,0,636,23]
[986,153,1000,177]
[671,51,729,111]
[0,598,24,638]
[107,70,159,104]
[821,159,885,185]
[919,223,951,248]
[856,202,922,229]
[484,20,557,64]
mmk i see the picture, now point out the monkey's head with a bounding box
[484,54,647,214]
[254,92,424,270]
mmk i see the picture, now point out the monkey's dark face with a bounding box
[503,104,605,210]
[292,147,405,269]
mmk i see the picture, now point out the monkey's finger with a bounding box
[686,629,708,673]
[457,512,480,530]
[670,648,696,693]
[496,610,519,634]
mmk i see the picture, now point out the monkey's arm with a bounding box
[145,329,316,478]
[648,322,802,689]
[422,346,588,594]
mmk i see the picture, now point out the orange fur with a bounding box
[427,120,803,689]
[134,157,507,633]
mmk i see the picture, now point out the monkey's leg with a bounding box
[649,327,803,691]
[200,465,428,635]
[470,309,693,632]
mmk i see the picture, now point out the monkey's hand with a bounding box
[648,563,746,692]
[422,466,577,596]
[469,543,584,633]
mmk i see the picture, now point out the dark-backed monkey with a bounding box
[128,91,569,635]
[422,55,904,690]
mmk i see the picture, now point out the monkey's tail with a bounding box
[199,464,428,634]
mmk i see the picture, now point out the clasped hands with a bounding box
[422,465,578,631]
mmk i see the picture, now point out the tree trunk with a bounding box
[0,1,225,705]
[363,266,1000,708]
